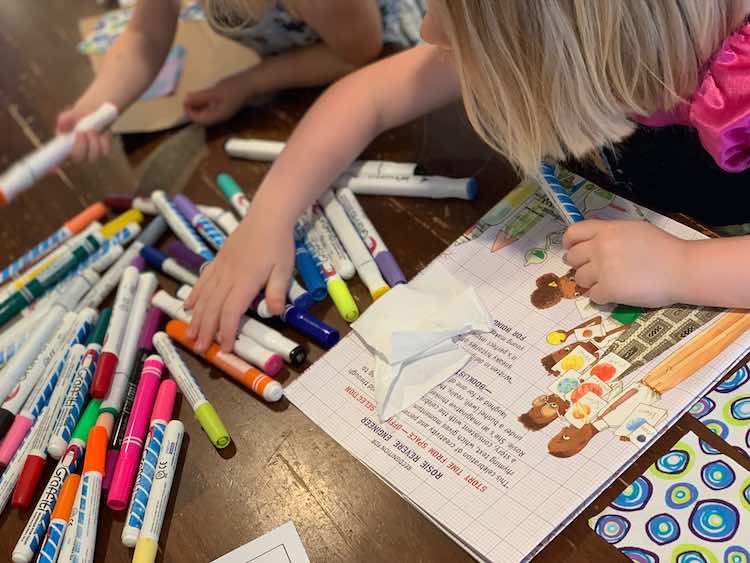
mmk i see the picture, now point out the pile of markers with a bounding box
[0,133,479,562]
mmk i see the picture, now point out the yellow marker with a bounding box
[101,208,143,238]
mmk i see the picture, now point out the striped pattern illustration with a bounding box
[540,162,584,224]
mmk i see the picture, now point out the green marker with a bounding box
[0,234,101,329]
[217,173,250,218]
[152,332,231,449]
[73,400,103,443]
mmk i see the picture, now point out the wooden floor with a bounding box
[2,4,749,563]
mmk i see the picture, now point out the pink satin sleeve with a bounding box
[689,22,750,172]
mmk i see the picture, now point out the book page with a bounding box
[285,168,750,562]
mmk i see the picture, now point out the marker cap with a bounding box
[0,408,14,440]
[91,351,118,399]
[12,455,46,508]
[102,195,134,212]
[327,278,359,322]
[294,240,327,301]
[152,379,177,422]
[133,537,159,563]
[71,399,103,443]
[172,194,200,223]
[83,425,108,474]
[138,307,163,351]
[103,449,119,492]
[195,402,231,449]
[131,255,147,271]
[374,251,406,287]
[216,173,243,197]
[88,309,111,346]
[52,473,81,520]
[101,208,144,238]
[282,305,340,349]
[166,240,206,274]
[138,216,167,247]
[0,415,32,465]
[67,202,108,234]
[140,245,167,270]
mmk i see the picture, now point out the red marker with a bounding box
[91,266,139,398]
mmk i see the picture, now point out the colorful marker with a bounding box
[216,173,250,217]
[309,205,355,280]
[0,269,97,429]
[105,307,162,492]
[0,308,95,465]
[301,218,359,323]
[90,266,139,398]
[151,190,214,261]
[288,278,314,310]
[0,406,48,513]
[165,240,206,274]
[11,400,99,563]
[100,208,144,239]
[0,233,101,329]
[132,419,184,563]
[107,355,164,510]
[140,245,198,285]
[153,332,231,448]
[64,425,107,563]
[539,161,585,224]
[47,311,110,459]
[173,194,226,251]
[166,320,284,402]
[224,138,420,178]
[336,187,406,286]
[170,288,307,366]
[318,191,389,299]
[293,238,327,302]
[233,336,283,376]
[0,203,106,286]
[280,305,339,349]
[98,273,158,438]
[33,473,80,563]
[12,344,86,508]
[105,193,234,226]
[336,174,478,200]
[0,103,118,205]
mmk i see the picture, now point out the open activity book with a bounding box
[284,166,750,562]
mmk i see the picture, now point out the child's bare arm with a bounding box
[185,45,461,351]
[58,0,180,160]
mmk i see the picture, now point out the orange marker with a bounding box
[166,320,284,402]
[60,426,107,563]
[34,474,81,563]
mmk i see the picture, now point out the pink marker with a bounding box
[106,355,164,511]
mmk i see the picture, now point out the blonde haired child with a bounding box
[57,0,425,160]
[181,0,750,351]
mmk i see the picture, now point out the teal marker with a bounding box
[0,234,101,329]
[216,173,250,217]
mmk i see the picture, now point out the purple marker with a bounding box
[131,255,147,271]
[335,188,406,286]
[173,194,226,251]
[165,241,206,275]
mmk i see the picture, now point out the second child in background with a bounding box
[58,0,426,161]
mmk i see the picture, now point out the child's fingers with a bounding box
[100,133,112,156]
[56,109,77,134]
[563,240,592,268]
[186,267,217,340]
[185,262,213,311]
[71,132,87,162]
[218,283,261,352]
[587,283,611,305]
[194,279,228,352]
[264,261,293,316]
[573,263,597,289]
[562,220,602,249]
[86,131,100,162]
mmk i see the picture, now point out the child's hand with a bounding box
[56,104,113,163]
[563,220,688,307]
[184,206,294,352]
[184,73,249,126]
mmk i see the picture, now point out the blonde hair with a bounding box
[433,0,750,177]
[204,0,277,34]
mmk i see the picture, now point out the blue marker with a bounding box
[293,231,327,302]
[539,162,584,224]
[280,305,339,349]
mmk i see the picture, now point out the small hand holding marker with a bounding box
[56,102,117,163]
[184,203,295,353]
[563,219,688,308]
